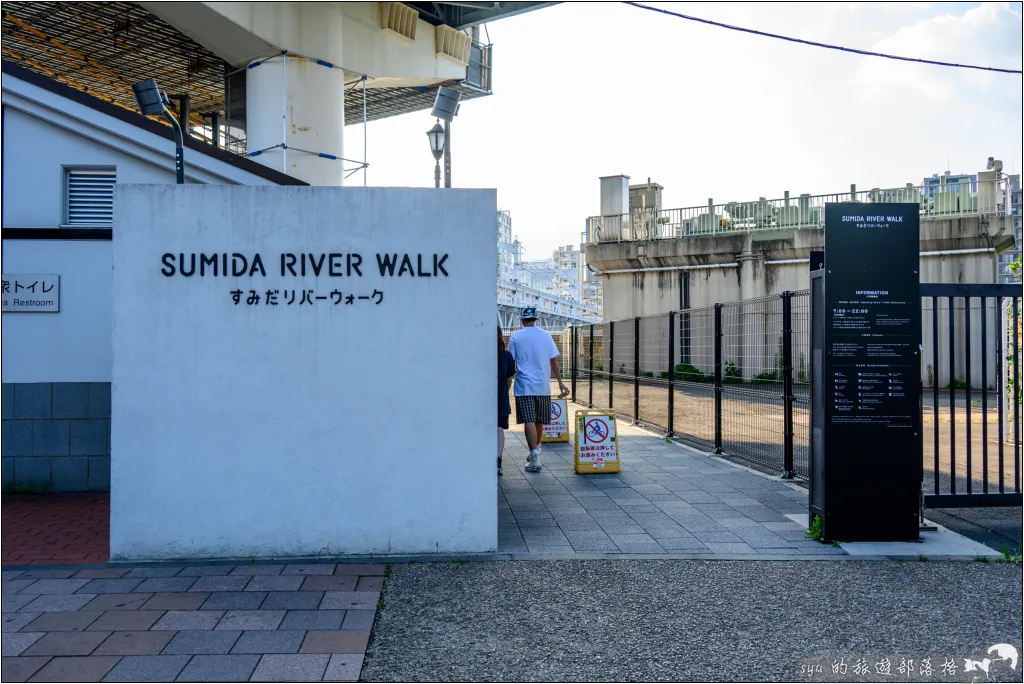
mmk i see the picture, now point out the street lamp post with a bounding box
[426,121,445,189]
[430,86,461,189]
[132,79,184,184]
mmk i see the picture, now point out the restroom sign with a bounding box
[541,397,569,443]
[2,274,60,313]
[574,410,620,474]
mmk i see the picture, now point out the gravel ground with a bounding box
[362,560,1022,682]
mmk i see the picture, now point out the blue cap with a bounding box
[520,307,538,320]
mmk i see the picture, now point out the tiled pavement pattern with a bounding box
[498,405,841,557]
[2,494,109,565]
[0,563,383,682]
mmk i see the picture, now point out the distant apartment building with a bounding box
[998,173,1022,284]
[923,170,977,199]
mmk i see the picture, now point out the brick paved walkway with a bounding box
[498,403,840,557]
[2,494,109,566]
[1,563,383,682]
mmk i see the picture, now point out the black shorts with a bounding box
[499,414,509,430]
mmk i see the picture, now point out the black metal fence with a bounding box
[571,288,1023,507]
[571,292,811,478]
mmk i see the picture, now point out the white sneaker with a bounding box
[525,452,542,472]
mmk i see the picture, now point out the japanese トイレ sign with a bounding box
[2,274,60,313]
[574,410,620,474]
[541,397,569,443]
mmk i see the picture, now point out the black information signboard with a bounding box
[823,203,921,541]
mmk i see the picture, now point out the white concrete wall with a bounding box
[1,240,112,383]
[1,80,288,384]
[110,185,497,559]
[1,108,173,384]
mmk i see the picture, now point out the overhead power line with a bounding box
[623,1,1024,75]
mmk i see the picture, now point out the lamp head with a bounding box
[426,121,445,161]
[131,79,168,117]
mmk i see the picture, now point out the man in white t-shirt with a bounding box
[508,307,569,473]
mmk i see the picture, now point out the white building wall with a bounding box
[1,78,289,385]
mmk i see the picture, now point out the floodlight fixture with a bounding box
[430,86,462,123]
[132,78,185,184]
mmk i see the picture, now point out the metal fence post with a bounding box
[782,291,795,478]
[668,310,675,436]
[588,323,594,408]
[609,320,615,409]
[714,303,723,453]
[570,326,577,403]
[634,316,641,423]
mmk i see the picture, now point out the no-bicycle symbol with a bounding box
[550,402,562,420]
[585,419,609,443]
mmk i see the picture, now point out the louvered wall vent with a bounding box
[65,168,116,226]
[380,2,417,41]
[435,24,471,65]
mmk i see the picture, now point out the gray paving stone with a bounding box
[77,579,144,594]
[124,567,184,579]
[609,534,664,553]
[703,542,758,554]
[693,531,743,544]
[657,537,711,551]
[260,591,324,610]
[4,579,36,593]
[245,575,303,592]
[563,530,618,552]
[176,654,259,681]
[281,564,335,576]
[19,594,96,612]
[215,609,285,631]
[162,630,242,655]
[2,570,25,580]
[17,579,90,595]
[152,610,224,630]
[102,655,192,682]
[341,609,375,631]
[323,654,363,682]
[178,566,233,577]
[133,577,196,593]
[319,592,378,611]
[229,565,284,576]
[2,631,44,656]
[231,630,306,654]
[23,610,102,632]
[201,592,266,611]
[4,611,42,632]
[189,576,250,592]
[598,522,647,535]
[251,653,330,681]
[279,610,346,631]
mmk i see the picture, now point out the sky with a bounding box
[345,2,1023,260]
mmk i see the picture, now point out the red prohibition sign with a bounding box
[550,402,562,420]
[585,419,609,443]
